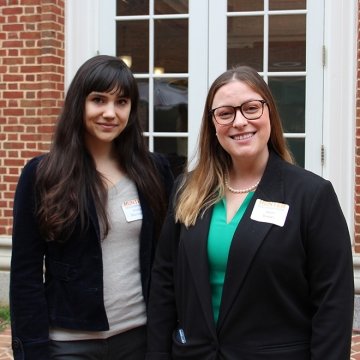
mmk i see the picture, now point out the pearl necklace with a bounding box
[225,175,260,194]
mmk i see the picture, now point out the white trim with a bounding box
[262,0,269,77]
[227,10,307,17]
[0,236,12,271]
[115,14,189,20]
[322,0,356,240]
[64,0,101,88]
[353,255,360,293]
[143,132,188,137]
[187,0,209,167]
[98,0,116,56]
[208,0,227,84]
[148,0,155,150]
[304,0,324,174]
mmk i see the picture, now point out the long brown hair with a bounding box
[175,65,293,227]
[36,55,168,242]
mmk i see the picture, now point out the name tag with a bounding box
[122,199,143,222]
[250,199,289,227]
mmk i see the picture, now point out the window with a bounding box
[114,0,189,177]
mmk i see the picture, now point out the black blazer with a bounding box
[146,151,354,360]
[10,153,173,360]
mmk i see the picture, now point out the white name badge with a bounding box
[250,199,289,227]
[122,199,143,222]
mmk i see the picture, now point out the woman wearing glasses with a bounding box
[146,66,354,359]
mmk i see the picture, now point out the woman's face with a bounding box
[84,88,131,149]
[211,80,271,165]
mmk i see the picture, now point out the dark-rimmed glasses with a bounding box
[210,100,267,125]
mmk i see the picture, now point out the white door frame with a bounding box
[322,0,356,236]
[65,0,357,237]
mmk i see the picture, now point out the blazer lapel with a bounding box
[88,194,101,241]
[217,152,285,330]
[182,208,217,337]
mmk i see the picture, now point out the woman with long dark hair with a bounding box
[10,55,173,360]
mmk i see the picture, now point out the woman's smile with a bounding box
[230,131,256,141]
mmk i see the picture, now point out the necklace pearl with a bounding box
[225,175,260,194]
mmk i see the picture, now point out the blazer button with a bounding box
[12,338,21,349]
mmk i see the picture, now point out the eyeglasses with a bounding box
[210,100,267,125]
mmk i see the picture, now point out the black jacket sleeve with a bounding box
[10,156,50,360]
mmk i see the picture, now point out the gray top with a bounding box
[50,176,146,340]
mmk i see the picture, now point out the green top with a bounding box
[207,192,254,323]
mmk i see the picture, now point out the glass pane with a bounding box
[155,0,188,14]
[154,137,188,177]
[154,78,188,132]
[116,0,148,16]
[116,21,149,73]
[270,0,306,11]
[227,16,263,71]
[268,14,306,72]
[136,79,149,132]
[228,0,263,12]
[286,138,305,168]
[268,76,305,133]
[154,19,188,73]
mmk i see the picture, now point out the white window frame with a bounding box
[188,0,209,162]
[209,0,322,173]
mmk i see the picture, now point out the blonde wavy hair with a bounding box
[175,66,293,227]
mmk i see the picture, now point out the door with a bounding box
[98,0,324,176]
[206,0,324,172]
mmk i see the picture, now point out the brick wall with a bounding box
[355,0,360,253]
[0,0,65,236]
